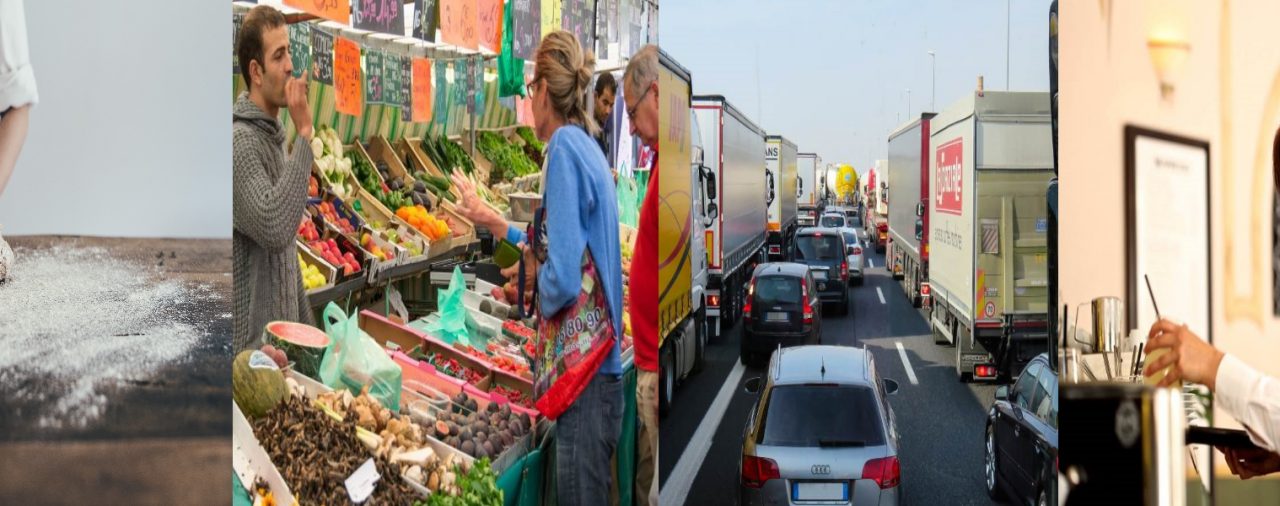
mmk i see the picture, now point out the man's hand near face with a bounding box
[286,76,312,141]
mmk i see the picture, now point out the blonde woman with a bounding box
[518,31,625,505]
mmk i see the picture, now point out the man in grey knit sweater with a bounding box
[232,5,315,353]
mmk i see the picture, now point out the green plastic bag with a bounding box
[425,266,471,347]
[616,175,638,227]
[497,1,525,98]
[319,302,402,411]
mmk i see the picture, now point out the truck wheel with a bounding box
[659,345,674,415]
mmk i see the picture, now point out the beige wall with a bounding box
[1061,0,1280,485]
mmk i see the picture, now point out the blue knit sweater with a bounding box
[506,125,622,376]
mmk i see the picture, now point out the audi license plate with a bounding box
[766,312,788,322]
[812,270,828,280]
[792,482,848,501]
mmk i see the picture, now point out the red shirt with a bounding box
[632,151,658,372]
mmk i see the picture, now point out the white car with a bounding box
[840,228,866,286]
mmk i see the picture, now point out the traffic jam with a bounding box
[655,5,1058,503]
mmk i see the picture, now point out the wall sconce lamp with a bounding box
[1147,37,1190,99]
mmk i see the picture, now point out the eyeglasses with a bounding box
[526,75,542,95]
[626,83,653,121]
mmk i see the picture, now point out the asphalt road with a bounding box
[659,248,1004,506]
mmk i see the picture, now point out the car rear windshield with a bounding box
[841,231,857,245]
[793,235,843,260]
[849,216,863,228]
[754,275,802,305]
[759,385,885,447]
[820,216,845,228]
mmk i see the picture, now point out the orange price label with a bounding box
[334,37,363,117]
[479,0,504,52]
[441,0,479,49]
[412,58,434,123]
[284,0,350,25]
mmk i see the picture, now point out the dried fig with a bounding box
[461,439,476,456]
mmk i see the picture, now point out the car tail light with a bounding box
[841,260,848,280]
[920,283,930,297]
[862,456,901,489]
[852,246,862,255]
[769,245,780,255]
[709,294,720,308]
[802,281,814,324]
[741,455,780,488]
[975,365,997,378]
[743,280,756,320]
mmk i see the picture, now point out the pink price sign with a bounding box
[935,138,963,215]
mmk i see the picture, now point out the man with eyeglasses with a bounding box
[623,44,660,506]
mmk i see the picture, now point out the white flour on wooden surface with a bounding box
[0,246,211,428]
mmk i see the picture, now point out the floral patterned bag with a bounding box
[525,208,616,420]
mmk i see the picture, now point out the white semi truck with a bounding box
[765,136,797,260]
[887,113,936,308]
[692,95,767,339]
[796,152,821,227]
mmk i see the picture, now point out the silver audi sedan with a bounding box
[739,345,903,506]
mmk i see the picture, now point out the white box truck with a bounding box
[928,91,1053,382]
[796,152,820,226]
[765,136,797,260]
[693,95,768,339]
[887,113,936,308]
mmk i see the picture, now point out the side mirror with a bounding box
[744,377,763,395]
[995,385,1009,401]
[847,246,856,255]
[701,165,718,200]
[883,379,900,395]
[915,202,924,217]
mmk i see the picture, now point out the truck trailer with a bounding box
[657,49,709,413]
[887,113,936,308]
[796,152,821,227]
[692,95,768,339]
[927,90,1053,382]
[764,136,797,260]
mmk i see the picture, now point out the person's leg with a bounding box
[556,373,623,506]
[635,369,659,506]
[0,104,32,196]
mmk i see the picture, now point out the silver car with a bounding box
[839,228,865,286]
[740,345,902,506]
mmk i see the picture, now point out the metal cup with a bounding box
[1060,347,1081,383]
[1090,296,1124,354]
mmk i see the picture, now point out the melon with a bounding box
[264,321,330,378]
[232,350,287,419]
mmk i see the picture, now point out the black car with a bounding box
[739,263,821,367]
[789,227,851,315]
[985,353,1058,506]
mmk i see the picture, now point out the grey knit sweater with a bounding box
[232,92,314,353]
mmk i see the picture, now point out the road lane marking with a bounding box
[896,341,919,385]
[868,258,875,268]
[660,360,747,506]
[876,287,886,305]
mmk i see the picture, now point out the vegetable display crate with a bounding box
[349,185,447,264]
[462,127,528,187]
[359,310,495,391]
[296,240,336,295]
[395,137,463,202]
[306,274,368,309]
[367,136,440,210]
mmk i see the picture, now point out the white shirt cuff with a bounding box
[1214,353,1275,452]
[0,63,38,111]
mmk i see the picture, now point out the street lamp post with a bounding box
[906,88,911,119]
[928,50,935,111]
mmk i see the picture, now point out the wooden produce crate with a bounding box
[365,136,438,209]
[360,311,494,391]
[296,240,336,295]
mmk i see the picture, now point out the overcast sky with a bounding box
[661,0,1052,178]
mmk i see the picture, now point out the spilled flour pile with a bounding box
[0,246,208,429]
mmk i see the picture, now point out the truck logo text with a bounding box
[935,138,963,215]
[765,146,779,160]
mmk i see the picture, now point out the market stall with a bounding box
[231,0,654,503]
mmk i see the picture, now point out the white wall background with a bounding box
[1061,0,1280,485]
[0,0,231,238]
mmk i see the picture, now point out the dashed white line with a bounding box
[896,341,919,385]
[868,258,875,268]
[876,287,886,305]
[660,361,747,506]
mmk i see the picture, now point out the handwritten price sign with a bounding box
[400,57,413,118]
[441,0,479,50]
[334,37,363,117]
[284,0,349,25]
[413,0,439,42]
[511,0,540,60]
[364,50,384,105]
[383,53,403,108]
[541,0,562,38]
[411,58,434,123]
[353,0,405,36]
[478,0,503,53]
[311,29,334,85]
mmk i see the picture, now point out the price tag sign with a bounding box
[561,0,594,49]
[383,53,403,108]
[284,0,350,25]
[311,28,335,85]
[400,57,413,118]
[541,0,562,38]
[441,0,479,49]
[511,0,540,60]
[413,0,439,42]
[433,60,449,124]
[478,0,504,53]
[412,57,434,123]
[334,36,363,117]
[344,458,381,503]
[288,22,311,78]
[365,50,385,105]
[353,0,405,36]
